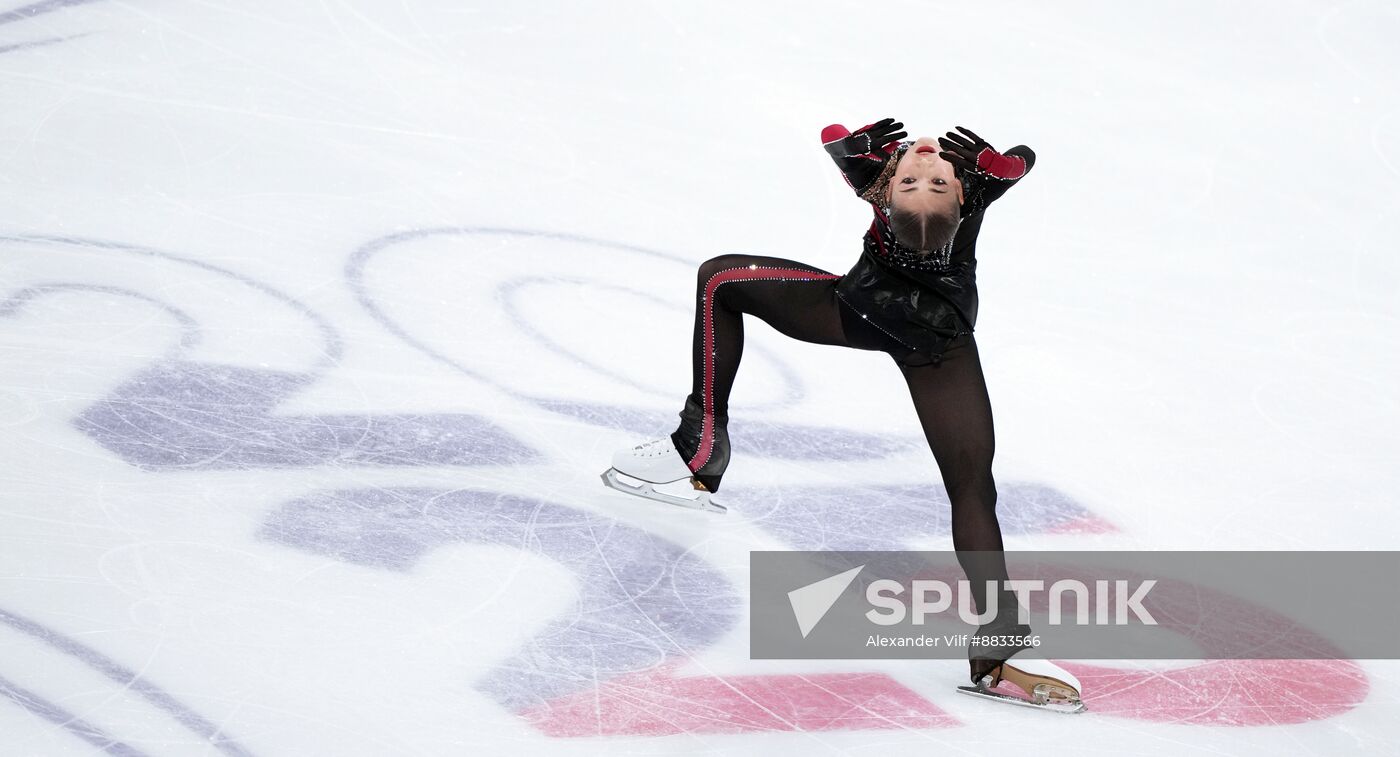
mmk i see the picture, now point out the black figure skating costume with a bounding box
[670,122,1036,681]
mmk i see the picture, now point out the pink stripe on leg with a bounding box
[689,266,840,472]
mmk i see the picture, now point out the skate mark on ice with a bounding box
[538,398,917,461]
[0,605,254,755]
[520,663,957,737]
[0,235,535,470]
[258,486,739,710]
[260,487,957,735]
[1070,659,1367,726]
[741,481,1113,550]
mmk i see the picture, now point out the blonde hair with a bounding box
[889,205,960,253]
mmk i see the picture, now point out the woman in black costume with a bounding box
[602,119,1082,710]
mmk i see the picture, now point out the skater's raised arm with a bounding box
[821,118,907,204]
[937,126,1036,217]
[933,127,1036,259]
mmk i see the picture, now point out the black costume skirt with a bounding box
[835,251,976,367]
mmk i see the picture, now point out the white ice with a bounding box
[1,1,1398,754]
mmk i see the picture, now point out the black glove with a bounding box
[822,117,907,194]
[938,126,1028,180]
[823,117,906,158]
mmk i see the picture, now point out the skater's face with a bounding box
[887,136,964,215]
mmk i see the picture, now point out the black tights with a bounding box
[673,254,1016,640]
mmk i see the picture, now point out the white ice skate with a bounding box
[600,436,726,514]
[956,658,1085,714]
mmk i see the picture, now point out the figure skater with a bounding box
[601,118,1082,711]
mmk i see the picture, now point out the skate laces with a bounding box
[632,437,671,452]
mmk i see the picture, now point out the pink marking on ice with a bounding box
[521,665,959,737]
[1065,659,1368,725]
[953,562,1370,726]
[1043,514,1118,534]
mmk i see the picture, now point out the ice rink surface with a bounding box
[2,0,1398,754]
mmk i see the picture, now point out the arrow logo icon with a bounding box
[787,565,864,638]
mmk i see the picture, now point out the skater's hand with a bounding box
[935,126,988,174]
[937,126,1027,181]
[823,117,907,159]
[822,118,907,198]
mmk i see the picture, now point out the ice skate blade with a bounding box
[956,684,1086,714]
[599,468,726,514]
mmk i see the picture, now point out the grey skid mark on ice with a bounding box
[0,606,255,756]
[0,234,343,367]
[0,0,103,54]
[0,0,101,26]
[0,32,86,54]
[0,235,534,469]
[0,673,146,756]
[742,481,1109,551]
[73,361,537,469]
[348,227,913,457]
[539,398,917,461]
[258,487,738,712]
[0,283,202,349]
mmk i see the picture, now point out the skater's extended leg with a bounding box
[673,253,888,492]
[687,253,877,416]
[604,253,891,510]
[901,340,1085,709]
[896,337,1022,675]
